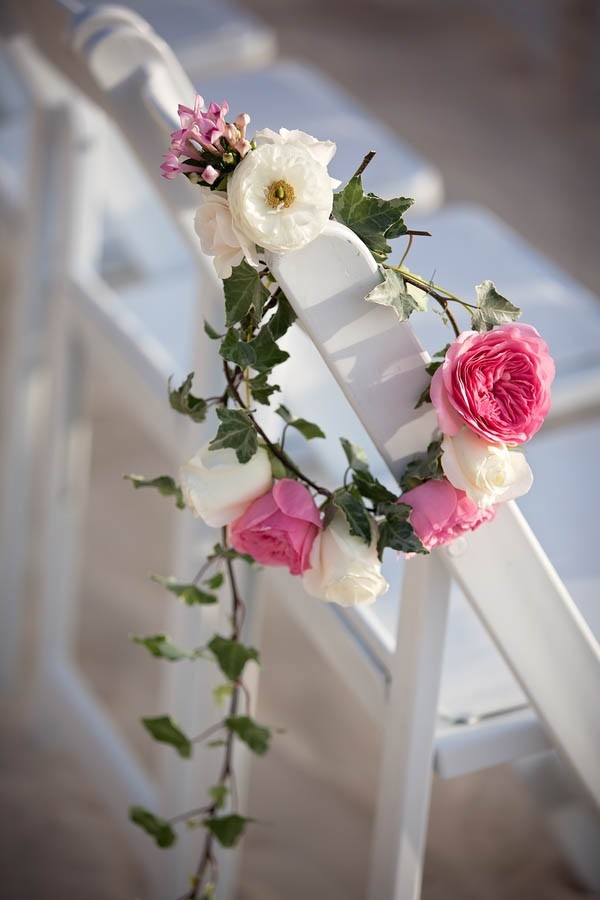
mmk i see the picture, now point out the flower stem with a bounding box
[386,265,462,338]
[351,150,376,180]
[224,363,332,499]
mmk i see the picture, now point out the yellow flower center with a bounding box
[266,180,295,209]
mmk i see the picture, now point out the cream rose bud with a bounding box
[194,188,258,278]
[441,427,533,509]
[302,514,388,607]
[179,443,272,527]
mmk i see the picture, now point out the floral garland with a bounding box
[128,94,555,898]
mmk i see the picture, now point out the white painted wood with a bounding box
[368,554,451,900]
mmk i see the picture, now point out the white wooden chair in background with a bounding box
[2,4,600,898]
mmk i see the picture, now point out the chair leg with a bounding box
[368,553,451,900]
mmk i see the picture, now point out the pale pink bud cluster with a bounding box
[160,94,251,185]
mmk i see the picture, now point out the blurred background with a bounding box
[1,1,599,899]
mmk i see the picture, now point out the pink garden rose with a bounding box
[228,479,322,575]
[430,324,555,444]
[402,478,496,552]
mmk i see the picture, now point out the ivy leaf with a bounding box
[268,291,297,340]
[398,438,444,492]
[133,633,197,662]
[208,543,255,565]
[333,490,373,545]
[141,715,192,758]
[130,806,177,848]
[471,280,521,332]
[339,437,370,473]
[250,325,290,373]
[352,469,397,505]
[364,267,427,321]
[223,259,269,326]
[219,328,257,368]
[206,573,224,590]
[377,501,426,557]
[203,814,252,848]
[208,635,260,682]
[208,784,229,810]
[204,319,222,340]
[209,407,257,464]
[266,444,292,480]
[150,573,218,606]
[225,715,271,756]
[276,404,325,440]
[249,372,280,405]
[212,684,234,708]
[124,474,185,510]
[168,373,208,423]
[332,176,413,258]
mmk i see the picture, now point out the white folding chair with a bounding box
[267,222,600,898]
[7,5,599,899]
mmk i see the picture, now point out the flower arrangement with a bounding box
[128,94,555,898]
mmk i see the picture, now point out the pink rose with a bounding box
[401,478,496,553]
[228,479,322,575]
[430,324,555,444]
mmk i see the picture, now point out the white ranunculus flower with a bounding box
[302,514,388,607]
[441,427,533,509]
[226,131,337,254]
[254,127,340,178]
[180,442,272,527]
[194,188,258,278]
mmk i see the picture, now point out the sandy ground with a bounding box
[1,0,599,898]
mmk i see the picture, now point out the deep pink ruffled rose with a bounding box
[430,324,555,444]
[402,478,496,552]
[228,479,322,575]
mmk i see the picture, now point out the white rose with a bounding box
[194,188,258,278]
[302,514,388,607]
[441,427,533,509]
[180,442,272,527]
[227,132,337,255]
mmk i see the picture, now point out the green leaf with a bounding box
[249,372,280,405]
[141,715,192,758]
[203,814,252,848]
[133,633,196,662]
[212,683,234,708]
[332,175,413,258]
[209,784,229,810]
[223,259,269,326]
[208,635,260,682]
[206,573,224,590]
[250,325,290,373]
[268,291,297,340]
[209,407,257,464]
[265,444,292,480]
[276,405,325,440]
[204,319,222,340]
[471,280,521,332]
[130,806,177,848]
[150,573,218,606]
[398,438,444,492]
[168,373,208,423]
[352,469,397,505]
[124,474,185,510]
[219,328,257,368]
[226,715,271,755]
[339,437,370,473]
[333,490,373,545]
[377,501,426,557]
[208,543,255,565]
[364,267,427,321]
